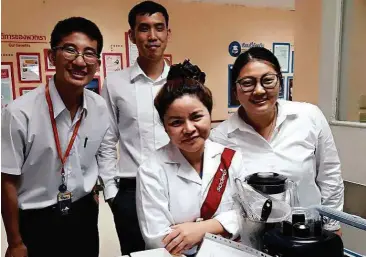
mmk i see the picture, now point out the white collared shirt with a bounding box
[101,61,170,183]
[136,140,248,254]
[1,78,118,209]
[210,100,344,230]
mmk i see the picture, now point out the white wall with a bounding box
[318,0,366,186]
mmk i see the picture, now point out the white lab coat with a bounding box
[136,139,248,253]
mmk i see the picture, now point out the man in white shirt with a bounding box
[1,17,117,257]
[101,1,171,254]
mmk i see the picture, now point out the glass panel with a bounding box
[338,0,366,122]
[342,181,366,255]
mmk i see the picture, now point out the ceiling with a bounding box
[180,0,295,10]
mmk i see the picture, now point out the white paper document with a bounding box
[196,234,272,257]
[273,43,290,73]
[127,37,139,67]
[130,248,172,257]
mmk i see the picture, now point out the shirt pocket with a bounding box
[79,137,102,170]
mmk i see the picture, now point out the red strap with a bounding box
[200,148,236,220]
[45,84,83,176]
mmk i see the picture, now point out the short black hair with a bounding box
[231,47,283,92]
[155,60,212,124]
[128,1,169,29]
[50,17,103,55]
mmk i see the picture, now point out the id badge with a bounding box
[57,191,72,215]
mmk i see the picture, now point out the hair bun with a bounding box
[167,59,206,84]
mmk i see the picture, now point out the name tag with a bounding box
[57,191,72,215]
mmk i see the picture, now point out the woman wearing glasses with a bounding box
[210,47,344,234]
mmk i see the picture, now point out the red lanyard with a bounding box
[45,84,83,184]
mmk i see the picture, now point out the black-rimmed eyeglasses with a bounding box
[235,73,280,92]
[52,46,100,65]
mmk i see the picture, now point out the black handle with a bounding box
[261,199,272,222]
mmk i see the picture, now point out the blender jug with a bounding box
[246,172,300,207]
[234,172,299,251]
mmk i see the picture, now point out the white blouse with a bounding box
[210,100,344,230]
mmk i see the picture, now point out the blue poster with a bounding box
[228,64,240,108]
[278,78,285,99]
[287,76,293,101]
[85,78,100,94]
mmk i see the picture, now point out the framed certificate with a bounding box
[43,49,56,71]
[273,43,291,73]
[102,53,123,77]
[287,76,293,101]
[1,62,16,107]
[279,77,285,99]
[19,86,37,96]
[16,52,42,83]
[125,32,139,67]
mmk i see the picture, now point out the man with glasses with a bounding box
[1,17,117,257]
[100,1,171,255]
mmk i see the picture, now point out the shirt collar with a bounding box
[48,76,88,119]
[276,99,297,125]
[227,110,247,134]
[130,59,170,83]
[227,100,297,134]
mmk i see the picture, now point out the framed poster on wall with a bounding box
[164,54,172,66]
[291,51,294,73]
[102,53,123,77]
[19,87,37,96]
[85,76,101,95]
[43,49,56,71]
[279,77,285,99]
[273,43,290,73]
[125,32,139,67]
[287,76,293,101]
[228,64,240,108]
[16,52,42,83]
[1,62,16,108]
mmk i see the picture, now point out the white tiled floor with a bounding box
[97,194,121,257]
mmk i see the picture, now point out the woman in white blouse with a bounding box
[210,47,344,233]
[136,60,247,256]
